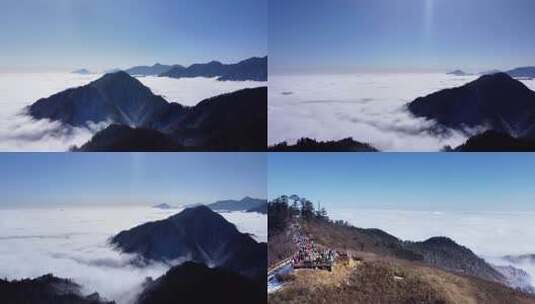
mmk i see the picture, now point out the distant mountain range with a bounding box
[506,66,535,79]
[124,63,181,76]
[405,236,505,283]
[110,205,266,279]
[159,57,267,81]
[122,57,267,81]
[27,71,266,151]
[136,262,265,304]
[71,69,91,75]
[152,203,175,209]
[447,69,471,76]
[407,73,535,139]
[207,197,267,213]
[0,274,113,304]
[445,66,535,79]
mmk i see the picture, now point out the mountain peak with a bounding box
[28,71,173,129]
[167,205,233,229]
[472,72,515,84]
[421,236,458,247]
[174,205,220,218]
[408,71,535,138]
[447,69,469,76]
[72,68,91,75]
[93,70,136,84]
[110,205,265,278]
[89,70,147,93]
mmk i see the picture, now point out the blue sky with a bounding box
[0,0,267,71]
[0,153,266,207]
[270,0,535,73]
[269,153,535,211]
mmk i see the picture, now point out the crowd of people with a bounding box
[290,223,336,269]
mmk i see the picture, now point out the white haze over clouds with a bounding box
[0,206,266,304]
[0,72,263,151]
[329,209,535,286]
[269,73,535,151]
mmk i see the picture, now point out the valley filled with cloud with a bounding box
[0,206,266,304]
[269,73,535,151]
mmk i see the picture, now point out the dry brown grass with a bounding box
[270,219,535,304]
[269,258,535,304]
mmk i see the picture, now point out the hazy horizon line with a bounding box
[268,65,533,76]
[0,54,269,74]
[0,196,268,209]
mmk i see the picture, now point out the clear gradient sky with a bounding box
[270,0,535,74]
[268,153,535,211]
[0,153,266,207]
[0,0,267,71]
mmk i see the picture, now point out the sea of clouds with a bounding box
[0,72,263,151]
[137,76,264,107]
[329,208,535,286]
[0,206,266,304]
[269,73,535,151]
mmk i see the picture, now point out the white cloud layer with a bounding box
[137,76,265,107]
[0,72,263,151]
[269,73,535,151]
[0,72,104,151]
[329,209,535,286]
[0,206,266,304]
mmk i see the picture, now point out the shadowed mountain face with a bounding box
[72,87,267,151]
[125,63,181,76]
[0,274,114,304]
[164,87,267,151]
[207,197,267,212]
[293,219,510,287]
[408,73,535,139]
[110,206,266,279]
[218,57,268,81]
[72,125,183,152]
[269,137,378,152]
[406,237,505,283]
[452,131,535,152]
[27,71,266,151]
[160,57,267,81]
[28,71,179,128]
[135,262,265,304]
